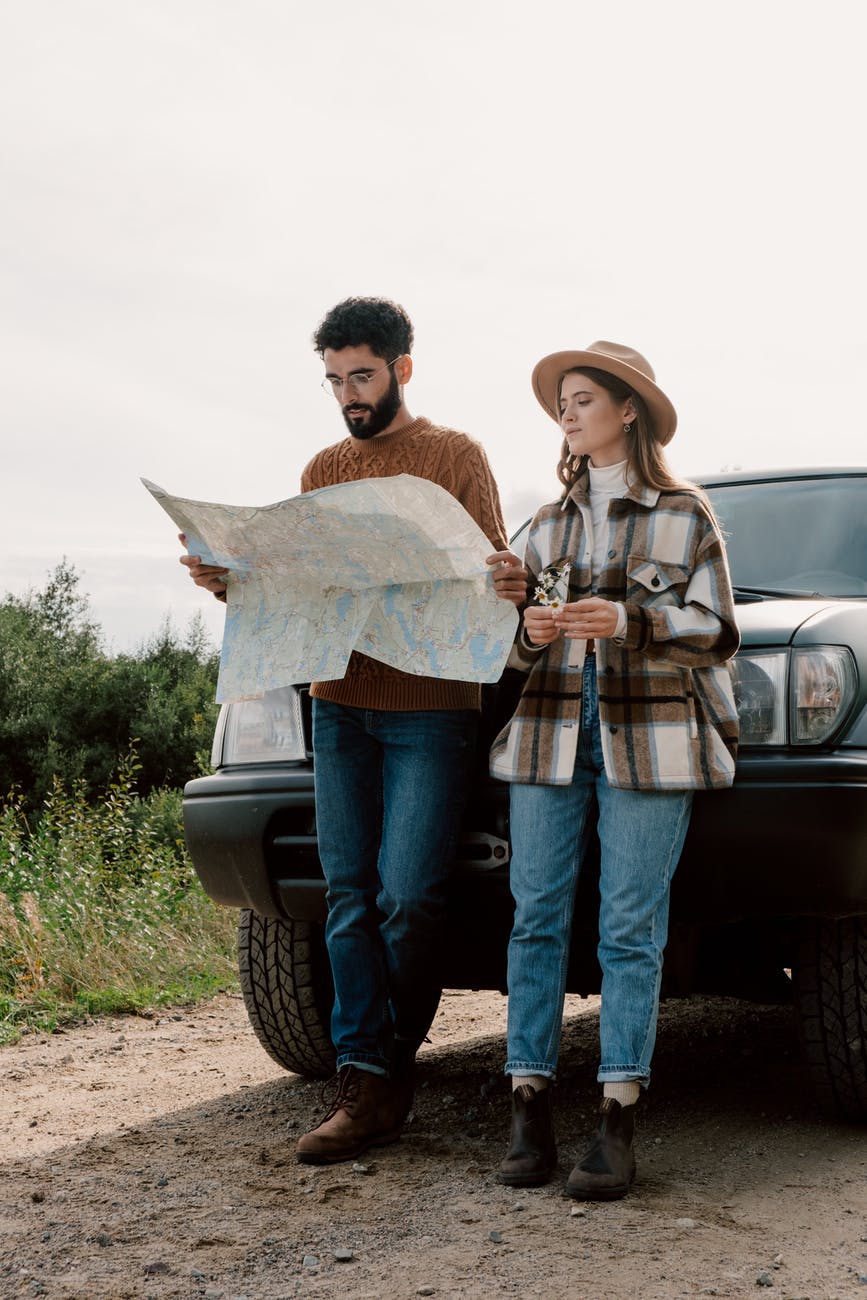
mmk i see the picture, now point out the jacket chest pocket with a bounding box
[626,555,690,607]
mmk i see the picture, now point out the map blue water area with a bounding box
[333,590,356,620]
[448,602,469,646]
[421,639,443,675]
[469,632,508,677]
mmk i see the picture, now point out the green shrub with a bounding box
[0,754,237,1041]
[0,562,221,812]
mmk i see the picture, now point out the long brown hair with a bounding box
[555,366,709,507]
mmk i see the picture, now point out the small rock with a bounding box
[756,1271,773,1287]
[30,1190,45,1203]
[570,1205,588,1217]
[204,1290,223,1300]
[144,1261,171,1276]
[511,1201,525,1211]
[333,1248,354,1262]
[489,1230,503,1243]
[190,1270,206,1281]
[302,1254,319,1268]
[675,1217,697,1229]
[94,1233,113,1247]
[417,1289,436,1297]
[156,1176,169,1187]
[351,1162,370,1174]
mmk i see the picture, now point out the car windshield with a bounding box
[705,476,867,598]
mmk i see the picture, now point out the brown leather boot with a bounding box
[565,1097,636,1201]
[296,1065,405,1165]
[497,1084,557,1187]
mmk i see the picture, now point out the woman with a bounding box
[490,341,739,1199]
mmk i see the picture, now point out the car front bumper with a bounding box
[183,747,867,926]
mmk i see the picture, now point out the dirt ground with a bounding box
[2,988,867,1300]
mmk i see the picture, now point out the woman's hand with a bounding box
[553,597,619,640]
[178,532,229,601]
[523,604,560,645]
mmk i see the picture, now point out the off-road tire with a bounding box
[238,910,336,1079]
[793,917,867,1122]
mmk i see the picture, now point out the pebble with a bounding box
[417,1289,436,1297]
[143,1261,171,1276]
[570,1206,588,1218]
[756,1271,773,1287]
[204,1291,223,1300]
[351,1162,371,1174]
[489,1230,503,1243]
[94,1233,113,1247]
[302,1255,319,1268]
[190,1270,206,1281]
[675,1217,697,1229]
[333,1249,354,1263]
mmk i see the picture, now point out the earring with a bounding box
[623,422,633,435]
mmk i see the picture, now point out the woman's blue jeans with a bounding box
[505,656,693,1085]
[312,698,476,1075]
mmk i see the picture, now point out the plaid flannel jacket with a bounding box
[489,474,740,790]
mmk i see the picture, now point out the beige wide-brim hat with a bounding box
[531,340,678,445]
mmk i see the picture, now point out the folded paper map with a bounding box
[144,474,519,702]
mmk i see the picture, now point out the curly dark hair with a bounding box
[312,296,414,361]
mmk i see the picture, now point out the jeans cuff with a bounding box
[505,1061,556,1078]
[336,1054,389,1077]
[597,1068,649,1086]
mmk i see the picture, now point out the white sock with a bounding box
[511,1074,549,1093]
[603,1080,641,1107]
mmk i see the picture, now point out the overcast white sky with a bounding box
[2,0,864,653]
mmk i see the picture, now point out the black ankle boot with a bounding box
[565,1097,636,1200]
[497,1085,557,1187]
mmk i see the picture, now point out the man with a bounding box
[182,296,525,1164]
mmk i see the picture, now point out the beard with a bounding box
[340,369,402,440]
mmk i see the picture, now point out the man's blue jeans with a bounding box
[312,698,477,1075]
[505,655,693,1085]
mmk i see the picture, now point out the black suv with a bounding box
[183,468,867,1120]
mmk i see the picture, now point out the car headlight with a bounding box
[732,647,857,747]
[731,651,788,745]
[791,646,858,744]
[212,686,308,766]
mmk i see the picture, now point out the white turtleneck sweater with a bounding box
[588,459,629,641]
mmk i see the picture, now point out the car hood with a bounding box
[734,598,840,647]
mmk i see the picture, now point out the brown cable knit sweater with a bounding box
[300,416,509,712]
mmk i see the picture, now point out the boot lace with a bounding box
[316,1065,363,1123]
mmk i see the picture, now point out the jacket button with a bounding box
[651,576,660,587]
[609,726,618,735]
[608,549,616,558]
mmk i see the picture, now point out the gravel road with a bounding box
[2,988,866,1299]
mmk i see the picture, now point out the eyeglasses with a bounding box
[320,356,402,397]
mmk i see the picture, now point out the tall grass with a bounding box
[0,753,237,1042]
